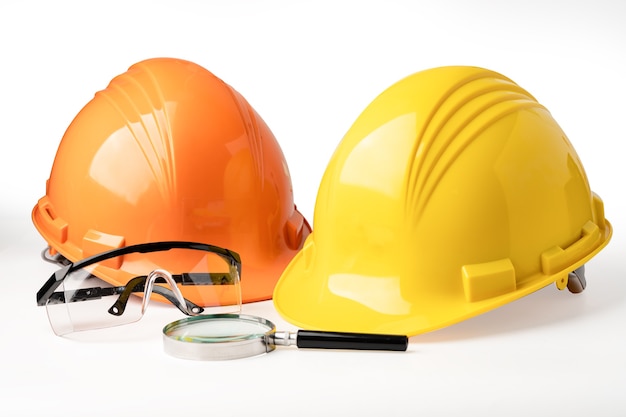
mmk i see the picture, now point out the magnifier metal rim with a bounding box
[163,313,277,361]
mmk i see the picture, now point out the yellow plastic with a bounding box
[273,66,612,336]
[33,57,311,304]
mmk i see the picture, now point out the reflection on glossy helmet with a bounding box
[273,66,611,336]
[33,57,311,303]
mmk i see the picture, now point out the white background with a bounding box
[1,1,625,416]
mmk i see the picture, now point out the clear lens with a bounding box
[45,247,242,335]
[165,315,274,343]
[46,267,143,335]
[162,314,276,360]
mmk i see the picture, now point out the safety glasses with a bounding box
[36,241,242,336]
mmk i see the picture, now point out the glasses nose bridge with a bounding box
[143,269,191,315]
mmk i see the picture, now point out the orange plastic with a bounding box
[33,57,311,303]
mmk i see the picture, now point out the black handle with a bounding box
[296,330,408,352]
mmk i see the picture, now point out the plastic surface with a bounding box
[163,314,276,361]
[273,66,612,336]
[32,57,311,303]
[296,330,407,351]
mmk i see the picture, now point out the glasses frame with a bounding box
[36,241,242,324]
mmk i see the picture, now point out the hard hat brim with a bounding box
[273,221,612,337]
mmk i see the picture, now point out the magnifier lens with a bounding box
[163,314,276,360]
[166,315,273,342]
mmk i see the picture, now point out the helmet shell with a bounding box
[273,66,611,335]
[33,57,311,303]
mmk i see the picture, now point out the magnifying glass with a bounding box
[163,314,408,360]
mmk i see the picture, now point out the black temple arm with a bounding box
[46,286,125,305]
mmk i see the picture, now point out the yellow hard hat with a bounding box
[273,66,612,336]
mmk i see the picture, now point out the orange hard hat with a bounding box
[32,57,311,303]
